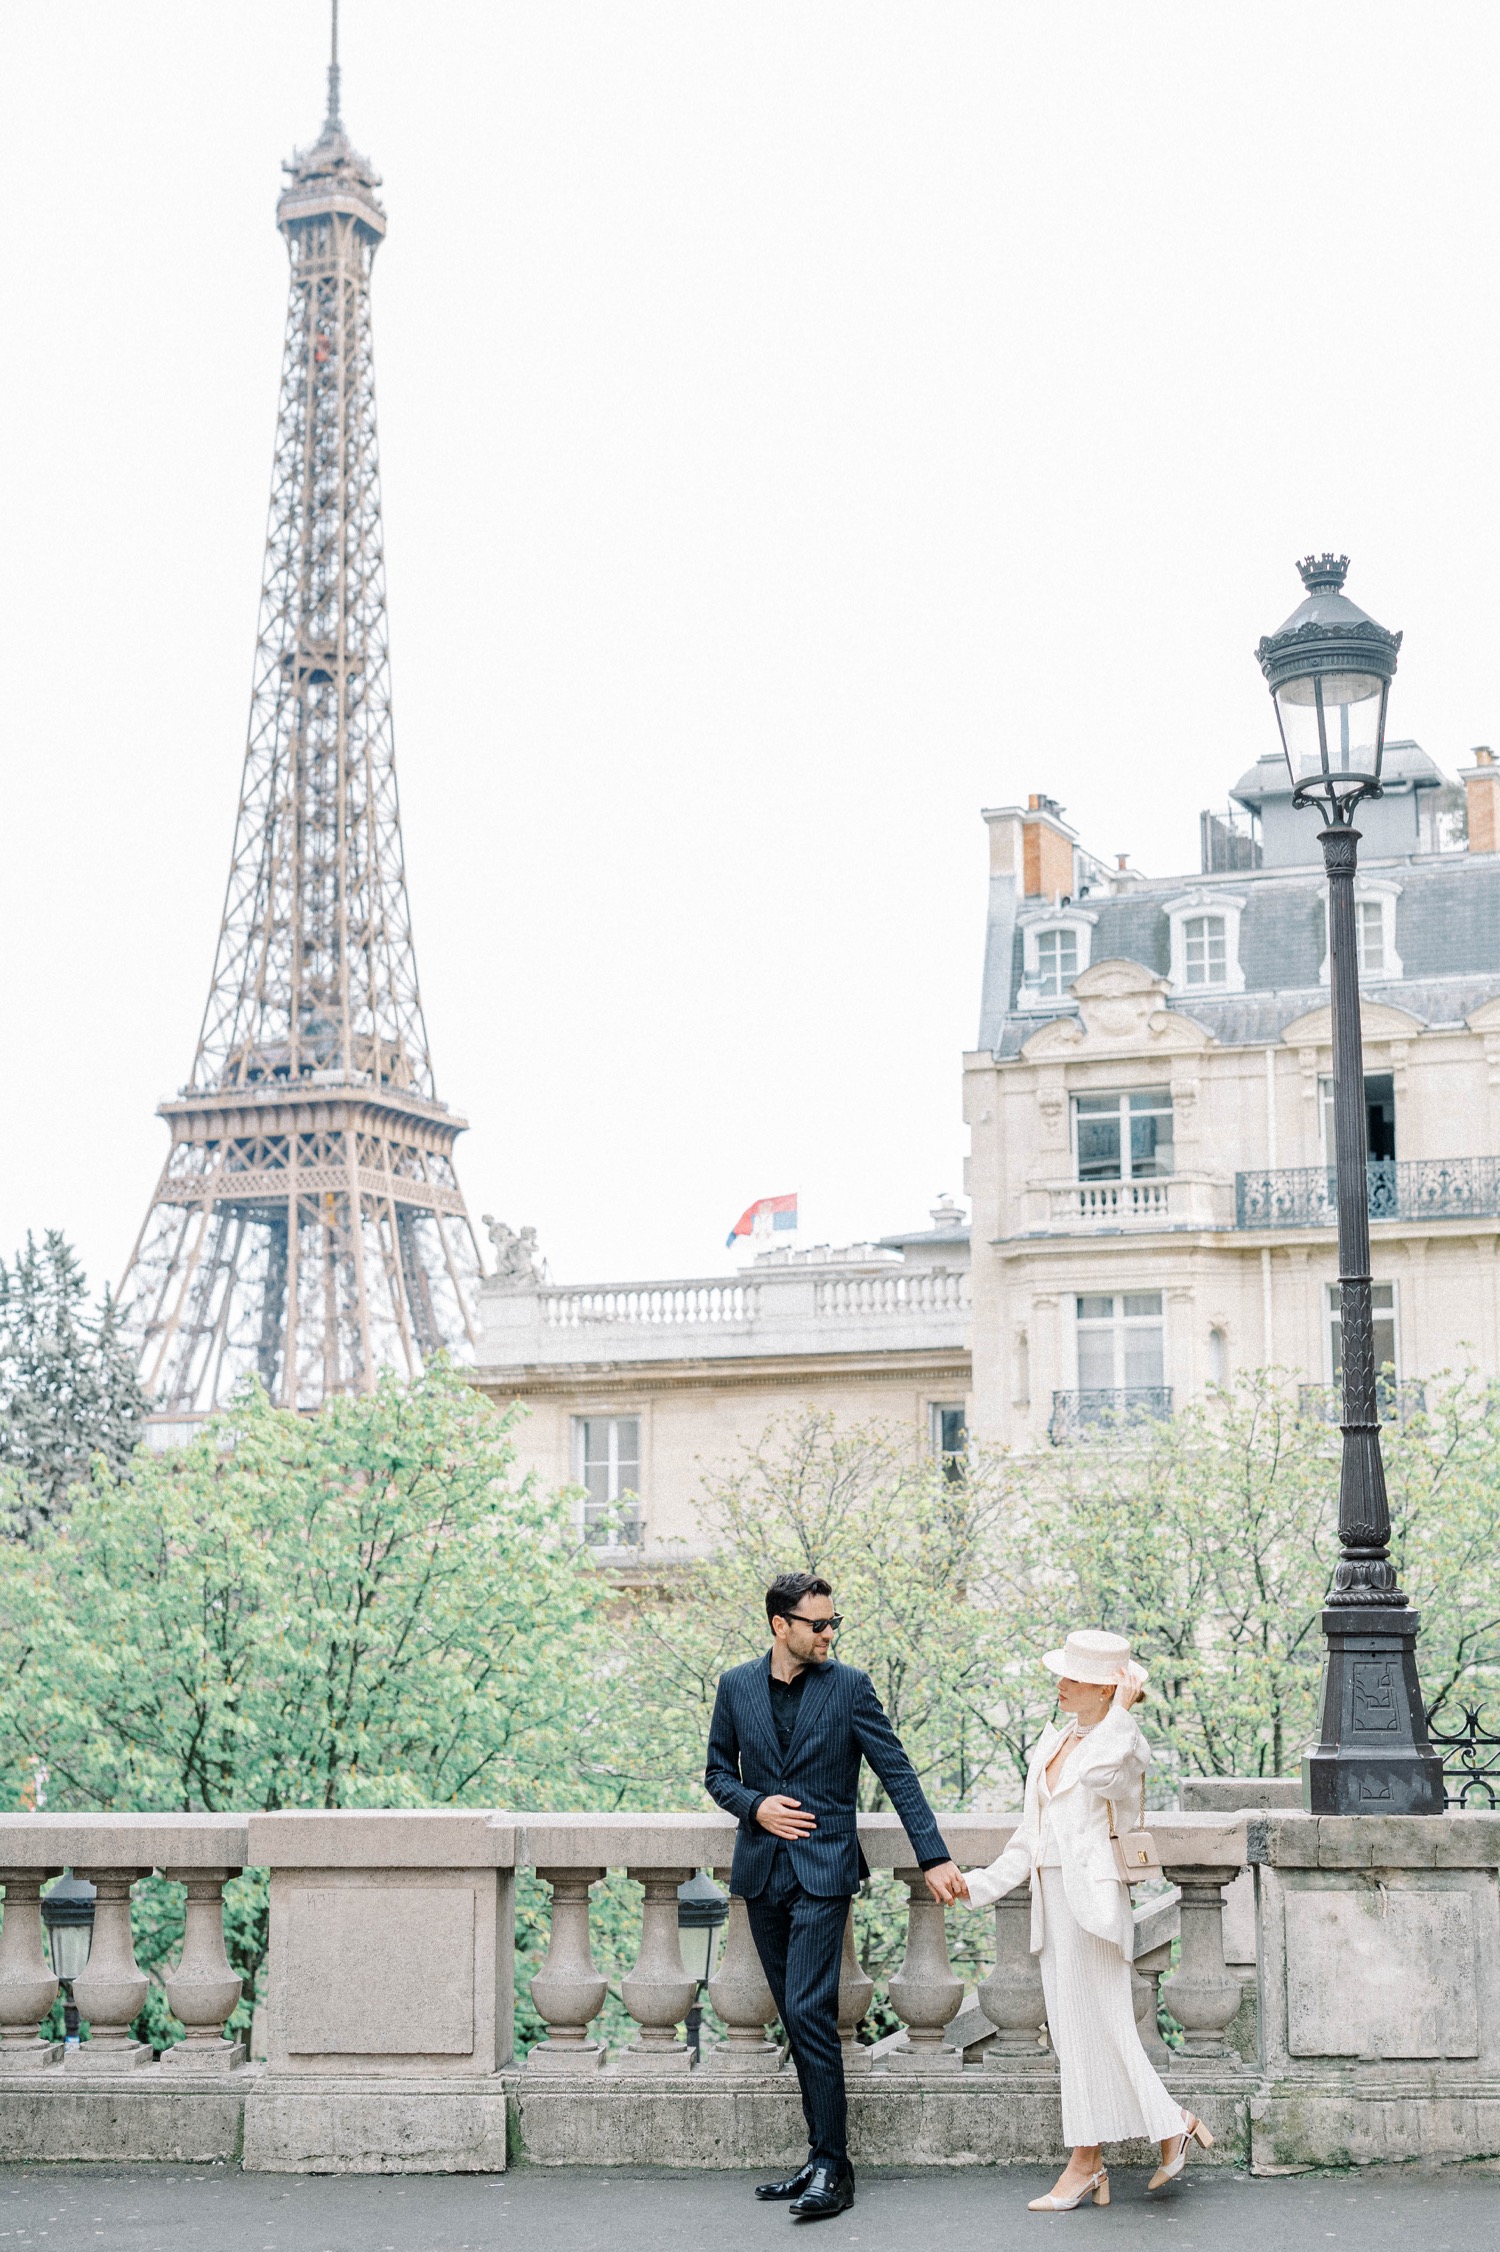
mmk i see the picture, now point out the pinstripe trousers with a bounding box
[1037,1868,1185,2148]
[744,1849,851,2166]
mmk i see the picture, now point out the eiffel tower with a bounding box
[121,10,481,1417]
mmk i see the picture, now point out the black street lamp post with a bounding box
[1256,554,1444,1816]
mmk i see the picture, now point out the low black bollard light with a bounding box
[40,1870,96,2047]
[676,1869,729,2061]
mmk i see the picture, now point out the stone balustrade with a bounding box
[1,1801,1494,2177]
[478,1251,970,1371]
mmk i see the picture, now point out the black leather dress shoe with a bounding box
[789,2163,855,2221]
[755,2161,816,2202]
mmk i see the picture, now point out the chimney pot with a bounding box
[1460,751,1500,852]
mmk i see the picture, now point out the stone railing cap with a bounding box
[247,1810,518,1868]
[0,1812,250,1871]
[1247,1809,1500,1869]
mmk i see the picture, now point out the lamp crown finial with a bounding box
[1296,552,1350,594]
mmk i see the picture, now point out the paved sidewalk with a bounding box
[0,2162,1493,2251]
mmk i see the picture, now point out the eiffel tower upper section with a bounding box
[121,22,482,1417]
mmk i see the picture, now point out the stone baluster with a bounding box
[70,1867,151,2070]
[619,1866,697,2073]
[528,1867,608,2071]
[1160,1865,1245,2058]
[160,1867,245,2071]
[1131,1941,1174,2066]
[884,1870,963,2073]
[978,1883,1050,2062]
[836,1906,875,2076]
[0,1870,62,2068]
[701,1871,779,2077]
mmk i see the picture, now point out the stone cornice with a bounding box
[470,1347,971,1400]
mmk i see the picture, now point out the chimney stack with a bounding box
[1021,793,1076,901]
[1461,747,1499,854]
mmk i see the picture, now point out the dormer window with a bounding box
[1357,899,1386,974]
[1165,889,1245,996]
[1035,928,1078,997]
[1017,905,1097,1009]
[1318,877,1402,985]
[1183,914,1227,987]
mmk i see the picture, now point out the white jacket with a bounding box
[964,1703,1150,1960]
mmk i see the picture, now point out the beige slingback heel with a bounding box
[1147,2111,1214,2191]
[1028,2167,1110,2211]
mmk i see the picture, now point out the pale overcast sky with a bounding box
[3,3,1499,1297]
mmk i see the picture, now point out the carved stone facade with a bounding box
[966,765,1500,1451]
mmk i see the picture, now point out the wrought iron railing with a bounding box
[1297,1379,1427,1426]
[1426,1700,1500,1808]
[1048,1387,1173,1445]
[1236,1156,1500,1229]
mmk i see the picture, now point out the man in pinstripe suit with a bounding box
[705,1571,963,2220]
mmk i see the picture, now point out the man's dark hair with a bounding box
[766,1571,832,1629]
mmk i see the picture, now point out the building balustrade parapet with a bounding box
[1020,1173,1233,1236]
[477,1256,971,1372]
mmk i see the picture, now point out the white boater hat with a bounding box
[1042,1628,1147,1687]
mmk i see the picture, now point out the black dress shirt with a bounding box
[769,1667,810,1760]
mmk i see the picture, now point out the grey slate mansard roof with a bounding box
[978,849,1500,1059]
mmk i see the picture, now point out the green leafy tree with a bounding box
[1010,1371,1500,1783]
[0,1364,624,2031]
[0,1362,617,1815]
[0,1232,147,1526]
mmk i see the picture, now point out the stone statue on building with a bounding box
[481,1215,544,1291]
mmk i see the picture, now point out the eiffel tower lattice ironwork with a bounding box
[121,26,481,1417]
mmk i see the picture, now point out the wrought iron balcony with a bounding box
[1236,1156,1500,1230]
[1048,1387,1173,1444]
[1297,1380,1427,1426]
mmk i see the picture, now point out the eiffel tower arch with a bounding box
[121,19,482,1418]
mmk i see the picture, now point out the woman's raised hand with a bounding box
[1113,1674,1145,1710]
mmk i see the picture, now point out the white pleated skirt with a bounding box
[1036,1867,1186,2149]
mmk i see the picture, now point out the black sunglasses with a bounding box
[786,1612,842,1634]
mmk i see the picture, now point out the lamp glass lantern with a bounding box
[676,1869,729,2059]
[676,1869,728,1988]
[1255,553,1401,821]
[40,1871,95,2045]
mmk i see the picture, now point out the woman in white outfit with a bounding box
[956,1630,1212,2212]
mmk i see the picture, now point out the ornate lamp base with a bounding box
[1303,1607,1446,1815]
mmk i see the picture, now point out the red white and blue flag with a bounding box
[726,1193,798,1248]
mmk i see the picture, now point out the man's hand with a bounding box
[755,1794,818,1840]
[923,1859,967,1905]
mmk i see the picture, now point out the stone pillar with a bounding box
[978,1883,1047,2058]
[528,1866,608,2071]
[884,1870,963,2073]
[701,1875,779,2077]
[618,1867,697,2073]
[837,1905,875,2076]
[1131,1940,1174,2066]
[1160,1866,1244,2058]
[69,1867,151,2069]
[0,1870,62,2068]
[160,1867,246,2071]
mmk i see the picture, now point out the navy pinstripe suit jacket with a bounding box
[704,1653,950,1898]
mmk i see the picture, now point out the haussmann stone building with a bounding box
[475,741,1500,1550]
